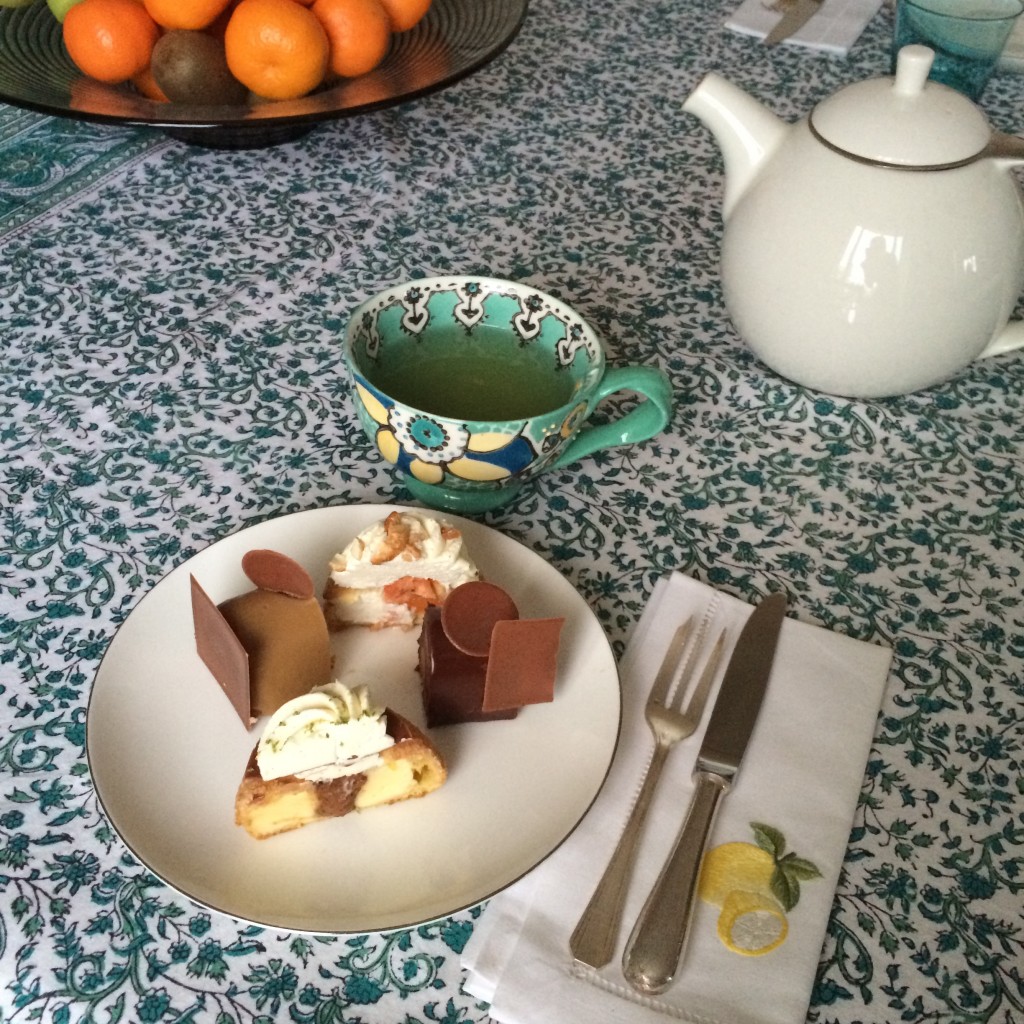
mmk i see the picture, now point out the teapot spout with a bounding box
[683,73,788,220]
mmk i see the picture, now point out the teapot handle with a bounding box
[979,319,1024,359]
[983,132,1024,166]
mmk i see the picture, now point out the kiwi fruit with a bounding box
[151,31,249,106]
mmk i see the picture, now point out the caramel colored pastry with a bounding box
[323,510,479,630]
[191,549,333,725]
[234,682,446,839]
[217,588,332,720]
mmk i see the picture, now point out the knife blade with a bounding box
[763,0,823,46]
[621,592,788,995]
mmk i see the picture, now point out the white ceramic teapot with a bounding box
[684,45,1024,398]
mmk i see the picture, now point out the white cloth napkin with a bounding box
[462,572,893,1024]
[726,0,883,55]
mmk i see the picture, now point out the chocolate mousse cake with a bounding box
[235,682,446,839]
[323,510,479,630]
[419,606,518,725]
[191,549,333,726]
[418,580,564,726]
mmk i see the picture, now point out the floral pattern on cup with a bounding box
[355,380,542,485]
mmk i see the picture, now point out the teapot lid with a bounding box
[810,45,991,168]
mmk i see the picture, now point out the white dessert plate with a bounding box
[87,504,621,934]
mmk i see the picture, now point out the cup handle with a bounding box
[552,366,673,470]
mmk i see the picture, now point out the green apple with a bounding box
[46,0,84,20]
[0,0,41,8]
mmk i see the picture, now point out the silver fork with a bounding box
[569,615,728,969]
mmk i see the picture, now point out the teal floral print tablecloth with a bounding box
[1,0,1023,1021]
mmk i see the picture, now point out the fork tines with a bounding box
[647,617,696,707]
[650,613,727,717]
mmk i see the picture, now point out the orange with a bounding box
[376,0,429,32]
[206,2,240,38]
[143,0,232,29]
[312,0,390,78]
[132,64,170,100]
[224,0,329,99]
[63,0,160,84]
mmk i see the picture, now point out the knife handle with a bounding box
[621,771,729,994]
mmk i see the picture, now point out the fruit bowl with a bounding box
[0,0,528,148]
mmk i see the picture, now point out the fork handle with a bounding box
[621,771,729,994]
[569,743,670,968]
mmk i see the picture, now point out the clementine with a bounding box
[63,0,160,84]
[132,64,171,100]
[312,0,390,78]
[376,0,430,32]
[224,0,329,99]
[206,2,240,38]
[143,0,233,29]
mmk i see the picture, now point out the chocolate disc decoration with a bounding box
[441,580,519,657]
[241,549,315,600]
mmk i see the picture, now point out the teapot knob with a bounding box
[893,44,936,97]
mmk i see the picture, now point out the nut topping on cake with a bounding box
[323,511,479,630]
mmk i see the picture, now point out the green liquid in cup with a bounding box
[364,329,579,421]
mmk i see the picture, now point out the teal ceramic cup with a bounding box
[344,276,673,513]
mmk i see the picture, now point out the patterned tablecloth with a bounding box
[2,0,1023,1021]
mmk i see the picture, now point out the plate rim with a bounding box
[86,502,622,934]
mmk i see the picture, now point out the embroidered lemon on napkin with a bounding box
[698,823,821,956]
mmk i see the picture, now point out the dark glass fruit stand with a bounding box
[0,0,529,148]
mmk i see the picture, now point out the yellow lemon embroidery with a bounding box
[717,890,789,956]
[698,823,821,958]
[697,842,775,907]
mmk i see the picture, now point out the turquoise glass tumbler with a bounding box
[891,0,1024,99]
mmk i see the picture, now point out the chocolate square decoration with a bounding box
[482,618,565,712]
[190,575,252,725]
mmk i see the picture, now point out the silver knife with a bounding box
[763,0,823,46]
[621,592,788,995]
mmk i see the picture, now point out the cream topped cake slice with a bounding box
[256,682,396,782]
[235,681,446,839]
[323,510,479,630]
